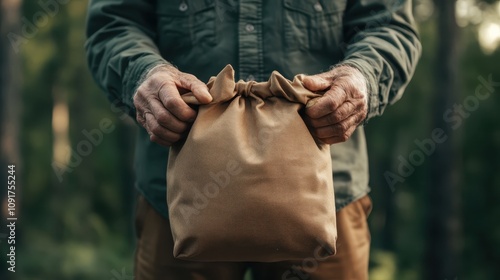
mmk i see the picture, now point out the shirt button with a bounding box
[246,75,255,81]
[245,24,255,32]
[179,2,188,12]
[314,2,323,12]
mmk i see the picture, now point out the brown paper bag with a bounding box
[167,65,337,262]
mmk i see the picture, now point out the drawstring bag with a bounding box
[167,65,337,262]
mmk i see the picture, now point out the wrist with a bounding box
[331,64,369,111]
[144,63,176,80]
[134,63,175,98]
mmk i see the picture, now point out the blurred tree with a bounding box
[426,0,461,279]
[16,0,137,278]
[0,0,22,278]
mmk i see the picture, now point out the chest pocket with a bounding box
[283,0,345,51]
[156,0,217,55]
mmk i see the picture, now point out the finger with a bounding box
[133,91,150,126]
[144,112,183,145]
[148,98,189,133]
[305,86,347,119]
[149,134,176,147]
[158,82,197,122]
[136,110,147,128]
[302,75,331,92]
[308,100,362,128]
[177,73,213,104]
[312,113,360,140]
[320,124,358,145]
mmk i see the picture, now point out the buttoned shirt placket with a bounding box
[238,0,264,82]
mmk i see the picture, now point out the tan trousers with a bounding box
[134,195,372,280]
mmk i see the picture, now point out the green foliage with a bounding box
[17,1,136,279]
[14,1,500,279]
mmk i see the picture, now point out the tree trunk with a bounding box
[1,0,22,279]
[426,1,462,279]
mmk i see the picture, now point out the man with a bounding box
[85,0,421,279]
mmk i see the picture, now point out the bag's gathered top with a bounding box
[182,64,321,104]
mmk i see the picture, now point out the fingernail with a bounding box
[306,98,320,108]
[205,91,213,102]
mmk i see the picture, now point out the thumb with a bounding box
[190,84,213,104]
[302,75,331,92]
[177,74,213,104]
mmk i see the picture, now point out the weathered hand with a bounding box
[133,65,212,146]
[303,65,368,144]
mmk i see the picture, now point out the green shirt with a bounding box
[85,0,421,218]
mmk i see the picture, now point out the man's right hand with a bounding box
[133,65,213,146]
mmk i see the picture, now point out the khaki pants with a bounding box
[134,195,372,280]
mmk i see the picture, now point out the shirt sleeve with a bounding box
[340,0,422,123]
[85,0,168,117]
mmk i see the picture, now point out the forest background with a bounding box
[1,0,500,279]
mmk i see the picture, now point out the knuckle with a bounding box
[355,103,364,113]
[339,122,349,133]
[356,112,365,122]
[183,73,196,81]
[164,96,180,111]
[347,101,356,111]
[340,133,350,142]
[307,118,320,129]
[136,114,143,124]
[335,109,346,121]
[156,111,170,124]
[182,74,196,86]
[191,83,207,93]
[336,79,350,90]
[150,123,162,135]
[178,122,189,132]
[326,113,337,125]
[170,133,182,143]
[325,94,337,109]
[316,128,327,139]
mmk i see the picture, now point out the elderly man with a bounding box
[85,0,421,279]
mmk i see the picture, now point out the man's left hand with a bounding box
[303,65,368,144]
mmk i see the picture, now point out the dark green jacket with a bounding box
[85,0,421,218]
